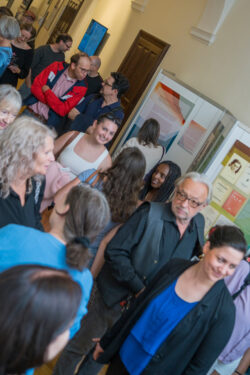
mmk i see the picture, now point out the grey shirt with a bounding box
[31,45,65,82]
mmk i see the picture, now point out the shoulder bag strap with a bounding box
[85,170,101,187]
[55,131,80,160]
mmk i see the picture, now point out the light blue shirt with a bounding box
[0,47,12,77]
[0,224,93,338]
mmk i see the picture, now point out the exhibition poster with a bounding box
[201,140,250,246]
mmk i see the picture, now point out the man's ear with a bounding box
[112,88,118,97]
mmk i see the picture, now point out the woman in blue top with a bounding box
[93,225,247,375]
[0,184,110,338]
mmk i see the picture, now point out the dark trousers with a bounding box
[106,355,129,375]
[53,283,122,375]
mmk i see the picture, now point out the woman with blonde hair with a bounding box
[0,116,55,229]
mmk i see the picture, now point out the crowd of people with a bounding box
[0,5,249,375]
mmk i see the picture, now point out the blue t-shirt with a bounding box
[0,47,12,77]
[120,279,197,374]
[0,224,93,338]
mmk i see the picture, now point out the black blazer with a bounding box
[98,258,235,375]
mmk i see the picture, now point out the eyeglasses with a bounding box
[103,80,113,88]
[175,190,205,208]
[64,42,72,49]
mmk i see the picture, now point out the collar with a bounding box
[63,68,77,83]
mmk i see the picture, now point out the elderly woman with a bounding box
[93,225,247,375]
[0,84,21,129]
[0,116,55,229]
[0,264,81,375]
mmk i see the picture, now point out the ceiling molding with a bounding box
[190,0,236,45]
[131,0,150,13]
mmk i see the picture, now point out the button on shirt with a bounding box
[30,68,77,119]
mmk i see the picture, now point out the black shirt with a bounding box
[85,74,103,96]
[0,44,34,87]
[0,178,44,231]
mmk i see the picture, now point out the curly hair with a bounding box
[140,161,181,202]
[99,147,146,223]
[0,116,55,198]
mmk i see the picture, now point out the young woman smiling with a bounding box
[92,225,247,375]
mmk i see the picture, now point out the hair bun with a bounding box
[74,236,90,248]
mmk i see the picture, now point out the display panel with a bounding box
[78,19,108,56]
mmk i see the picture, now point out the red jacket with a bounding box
[30,61,87,118]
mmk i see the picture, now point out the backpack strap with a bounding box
[232,264,250,300]
[85,170,101,187]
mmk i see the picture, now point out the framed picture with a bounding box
[78,19,108,55]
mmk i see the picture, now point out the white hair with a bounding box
[0,15,20,40]
[0,84,22,112]
[175,171,213,203]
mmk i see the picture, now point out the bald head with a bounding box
[89,56,101,76]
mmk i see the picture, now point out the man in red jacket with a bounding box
[24,52,90,131]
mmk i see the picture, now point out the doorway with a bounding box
[118,30,170,124]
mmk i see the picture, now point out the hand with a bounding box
[68,107,80,120]
[92,338,104,361]
[8,65,20,74]
[42,85,50,93]
[135,287,146,298]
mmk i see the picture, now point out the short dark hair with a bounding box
[208,225,247,254]
[137,118,160,146]
[0,265,81,374]
[70,52,90,65]
[19,22,33,34]
[140,160,181,202]
[0,6,13,17]
[56,33,72,44]
[110,72,129,98]
[96,112,122,128]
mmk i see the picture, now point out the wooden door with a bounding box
[118,30,170,124]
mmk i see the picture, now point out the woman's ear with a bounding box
[203,241,210,255]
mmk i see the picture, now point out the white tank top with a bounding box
[57,133,109,179]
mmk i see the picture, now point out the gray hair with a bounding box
[0,116,55,198]
[0,15,20,40]
[175,171,212,203]
[64,184,110,270]
[0,84,22,112]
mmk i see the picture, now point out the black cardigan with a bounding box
[98,258,235,375]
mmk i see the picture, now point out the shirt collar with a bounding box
[63,68,77,83]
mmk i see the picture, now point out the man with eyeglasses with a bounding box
[19,33,73,101]
[23,52,90,130]
[53,172,211,375]
[66,71,129,134]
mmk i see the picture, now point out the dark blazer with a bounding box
[97,202,205,307]
[98,259,236,375]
